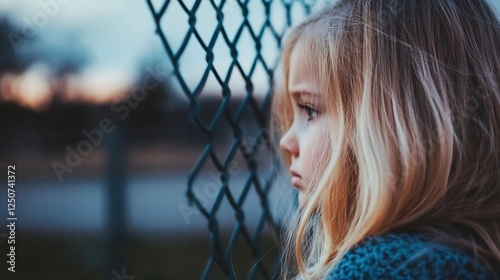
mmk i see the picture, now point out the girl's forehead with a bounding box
[288,39,322,97]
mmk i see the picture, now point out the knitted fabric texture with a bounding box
[325,232,500,279]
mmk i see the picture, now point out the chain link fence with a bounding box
[145,0,322,278]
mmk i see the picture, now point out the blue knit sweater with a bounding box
[325,232,500,279]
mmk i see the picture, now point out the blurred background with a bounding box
[1,0,499,279]
[0,0,327,279]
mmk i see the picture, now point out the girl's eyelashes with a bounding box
[297,104,319,121]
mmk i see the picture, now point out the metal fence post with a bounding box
[106,123,127,278]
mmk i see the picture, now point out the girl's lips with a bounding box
[290,170,302,189]
[291,176,302,188]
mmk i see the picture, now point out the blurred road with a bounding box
[3,169,293,238]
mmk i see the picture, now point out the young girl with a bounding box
[271,0,500,279]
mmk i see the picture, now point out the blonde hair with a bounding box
[271,0,500,279]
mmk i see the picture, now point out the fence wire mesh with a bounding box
[146,0,321,278]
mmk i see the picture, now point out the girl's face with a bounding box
[280,40,330,195]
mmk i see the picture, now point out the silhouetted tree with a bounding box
[0,15,33,74]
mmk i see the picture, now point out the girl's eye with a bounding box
[298,104,319,121]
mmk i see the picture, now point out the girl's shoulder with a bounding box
[325,231,500,280]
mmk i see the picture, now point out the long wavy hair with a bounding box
[271,0,500,279]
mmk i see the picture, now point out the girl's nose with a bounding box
[279,128,299,157]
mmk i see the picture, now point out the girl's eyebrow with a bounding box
[289,90,322,101]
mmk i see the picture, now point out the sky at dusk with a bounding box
[0,0,315,105]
